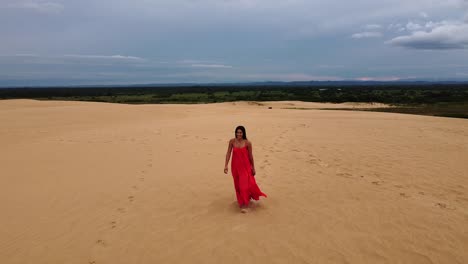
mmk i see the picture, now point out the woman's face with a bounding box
[236,129,243,139]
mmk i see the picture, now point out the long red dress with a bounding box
[231,146,267,206]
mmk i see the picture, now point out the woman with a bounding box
[224,126,267,213]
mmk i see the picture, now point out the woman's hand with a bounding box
[252,167,256,176]
[224,167,228,174]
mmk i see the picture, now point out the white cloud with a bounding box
[6,1,64,14]
[0,54,147,65]
[190,64,233,69]
[355,76,402,81]
[388,23,403,31]
[177,60,214,64]
[0,53,38,57]
[406,21,423,31]
[424,21,438,29]
[365,24,382,30]
[243,73,343,82]
[387,23,468,49]
[63,54,146,61]
[404,20,454,32]
[351,31,383,38]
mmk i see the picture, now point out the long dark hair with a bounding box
[235,126,247,140]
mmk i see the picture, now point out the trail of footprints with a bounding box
[335,169,455,210]
[334,168,457,212]
[259,127,331,173]
[259,128,289,170]
[263,125,457,213]
[91,137,154,263]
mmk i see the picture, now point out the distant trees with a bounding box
[1,84,467,105]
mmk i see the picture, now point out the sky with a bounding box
[1,0,468,86]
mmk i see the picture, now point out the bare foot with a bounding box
[240,208,248,213]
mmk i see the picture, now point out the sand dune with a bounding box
[1,99,467,264]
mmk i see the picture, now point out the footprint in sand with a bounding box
[110,221,116,229]
[399,192,410,198]
[308,157,328,168]
[96,239,107,247]
[128,196,134,202]
[435,202,455,210]
[337,172,353,179]
[140,177,145,181]
[117,208,126,213]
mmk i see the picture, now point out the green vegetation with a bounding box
[1,84,467,118]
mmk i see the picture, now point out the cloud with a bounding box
[0,53,39,57]
[352,24,383,39]
[177,60,214,64]
[0,54,147,65]
[406,21,423,31]
[351,31,383,38]
[355,76,402,81]
[63,54,146,61]
[388,23,406,32]
[243,73,343,82]
[387,23,468,49]
[2,0,468,84]
[365,24,382,30]
[190,64,233,69]
[5,1,64,14]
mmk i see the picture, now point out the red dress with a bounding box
[231,146,267,206]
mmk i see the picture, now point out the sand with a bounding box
[1,99,467,264]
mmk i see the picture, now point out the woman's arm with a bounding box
[247,141,256,176]
[224,139,233,174]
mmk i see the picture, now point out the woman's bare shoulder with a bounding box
[246,139,253,145]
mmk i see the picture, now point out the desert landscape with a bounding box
[1,99,467,264]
